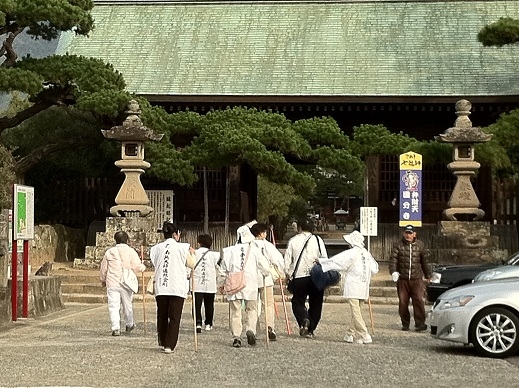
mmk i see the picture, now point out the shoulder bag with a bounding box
[194,250,210,271]
[146,275,155,295]
[310,236,341,292]
[116,247,139,293]
[224,244,251,295]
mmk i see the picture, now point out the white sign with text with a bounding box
[360,207,378,236]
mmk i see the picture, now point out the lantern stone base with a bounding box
[443,207,485,221]
[77,216,162,268]
[428,221,508,264]
[110,204,154,217]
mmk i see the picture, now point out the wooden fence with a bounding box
[43,174,519,252]
[361,223,518,264]
[176,222,243,252]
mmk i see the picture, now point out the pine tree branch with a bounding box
[0,85,77,133]
[14,136,101,175]
[0,100,54,134]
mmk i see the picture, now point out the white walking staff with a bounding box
[368,297,375,335]
[140,246,147,334]
[263,276,270,348]
[191,270,198,352]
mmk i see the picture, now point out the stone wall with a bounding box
[0,287,9,324]
[30,224,85,269]
[0,222,81,323]
[0,210,8,288]
[0,277,63,323]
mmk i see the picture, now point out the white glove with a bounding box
[139,264,146,273]
[392,272,400,282]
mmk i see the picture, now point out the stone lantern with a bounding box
[333,208,348,230]
[435,100,492,221]
[101,100,164,217]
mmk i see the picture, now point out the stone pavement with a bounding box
[0,300,517,388]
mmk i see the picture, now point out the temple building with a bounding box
[55,0,519,224]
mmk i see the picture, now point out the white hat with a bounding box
[343,230,365,248]
[237,221,257,244]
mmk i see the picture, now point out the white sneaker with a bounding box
[356,335,373,344]
[163,347,172,354]
[205,325,212,331]
[343,335,354,343]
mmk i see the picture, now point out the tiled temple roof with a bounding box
[57,0,519,97]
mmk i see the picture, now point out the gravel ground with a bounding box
[0,301,517,388]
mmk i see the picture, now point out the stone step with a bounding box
[62,287,397,305]
[58,272,154,285]
[61,283,396,298]
[55,262,398,305]
[63,293,157,304]
[63,292,399,306]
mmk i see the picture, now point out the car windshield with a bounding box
[505,251,519,265]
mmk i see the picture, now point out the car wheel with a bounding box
[469,307,519,358]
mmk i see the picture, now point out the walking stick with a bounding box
[368,297,375,336]
[278,276,292,335]
[273,296,280,318]
[140,246,147,334]
[191,271,198,352]
[142,273,147,334]
[263,278,269,348]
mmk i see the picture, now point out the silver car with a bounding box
[473,264,519,283]
[430,278,519,358]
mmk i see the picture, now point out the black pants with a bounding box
[156,295,185,350]
[291,276,324,334]
[194,292,215,326]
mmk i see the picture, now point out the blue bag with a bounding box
[310,235,341,291]
[310,263,341,292]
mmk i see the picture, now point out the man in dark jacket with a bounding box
[389,225,431,332]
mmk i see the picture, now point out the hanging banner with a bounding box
[13,184,35,240]
[399,152,422,227]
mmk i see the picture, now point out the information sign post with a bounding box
[360,207,378,252]
[12,185,35,320]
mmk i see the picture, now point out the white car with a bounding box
[430,278,519,358]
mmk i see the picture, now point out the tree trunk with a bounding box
[0,28,24,68]
[225,166,230,235]
[203,167,209,234]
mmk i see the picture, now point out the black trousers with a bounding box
[291,276,324,334]
[155,295,185,350]
[194,292,215,326]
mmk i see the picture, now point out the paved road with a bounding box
[0,302,517,387]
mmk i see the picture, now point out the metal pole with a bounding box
[11,238,17,321]
[22,240,29,318]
